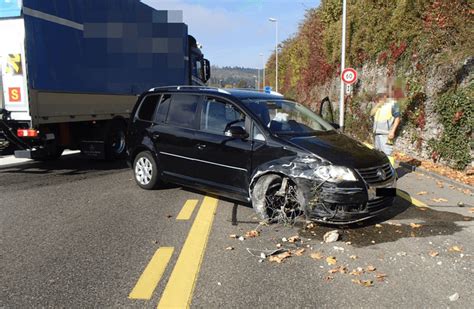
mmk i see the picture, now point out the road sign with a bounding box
[345,84,353,95]
[341,68,357,84]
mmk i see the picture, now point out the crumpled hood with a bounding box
[283,132,387,169]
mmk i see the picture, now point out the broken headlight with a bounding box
[315,165,357,183]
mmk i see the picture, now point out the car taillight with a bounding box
[17,129,39,137]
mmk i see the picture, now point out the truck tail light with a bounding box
[17,129,39,137]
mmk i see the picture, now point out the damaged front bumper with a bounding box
[304,175,397,224]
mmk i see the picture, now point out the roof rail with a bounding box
[148,85,230,94]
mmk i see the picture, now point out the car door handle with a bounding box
[197,144,206,150]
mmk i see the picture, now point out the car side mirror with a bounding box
[225,126,249,139]
[203,59,211,82]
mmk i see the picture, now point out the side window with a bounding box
[253,123,266,141]
[154,94,171,123]
[166,94,199,128]
[137,95,160,121]
[200,98,245,135]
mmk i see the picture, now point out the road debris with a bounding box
[225,246,234,251]
[448,245,463,252]
[351,279,373,287]
[323,230,340,243]
[457,202,464,207]
[409,223,423,229]
[326,256,337,265]
[469,208,474,213]
[448,292,459,302]
[229,234,238,239]
[333,246,344,251]
[349,267,364,276]
[428,250,439,257]
[431,197,448,203]
[238,236,245,241]
[367,265,376,272]
[310,252,324,260]
[375,273,387,282]
[350,255,358,260]
[288,235,300,243]
[292,248,305,256]
[328,265,347,274]
[269,251,291,263]
[245,230,260,238]
[416,191,428,195]
[387,221,402,226]
[375,224,383,228]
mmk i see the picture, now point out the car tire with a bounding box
[133,151,159,190]
[105,120,127,160]
[251,174,303,222]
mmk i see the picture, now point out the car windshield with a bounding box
[242,99,335,135]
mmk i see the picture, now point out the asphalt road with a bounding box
[0,154,473,308]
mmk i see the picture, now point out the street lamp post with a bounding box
[339,0,347,128]
[269,18,278,92]
[260,52,265,90]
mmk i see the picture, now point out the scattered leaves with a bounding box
[375,273,387,282]
[326,256,337,265]
[410,223,423,229]
[288,235,300,243]
[328,266,347,274]
[310,252,324,260]
[417,191,428,195]
[245,230,260,238]
[448,245,463,252]
[351,279,373,287]
[269,251,291,263]
[429,250,439,257]
[349,267,365,276]
[292,248,305,256]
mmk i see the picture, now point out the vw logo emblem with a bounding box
[376,168,386,180]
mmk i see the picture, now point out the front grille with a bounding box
[356,163,394,185]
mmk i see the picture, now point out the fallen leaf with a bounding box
[375,224,383,228]
[229,234,238,239]
[417,191,428,195]
[349,267,365,276]
[367,265,376,272]
[288,235,300,243]
[410,223,423,229]
[328,267,339,274]
[448,245,463,252]
[431,198,448,203]
[429,250,439,257]
[324,276,334,281]
[350,255,358,260]
[328,265,347,274]
[269,251,291,263]
[292,248,305,256]
[245,230,260,238]
[395,229,402,234]
[463,189,472,195]
[326,256,337,265]
[436,181,444,188]
[410,231,416,237]
[323,230,340,243]
[375,273,387,282]
[310,252,323,260]
[225,246,234,251]
[418,207,428,211]
[469,208,474,214]
[352,279,373,287]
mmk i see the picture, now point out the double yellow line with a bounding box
[128,196,218,308]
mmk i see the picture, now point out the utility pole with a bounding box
[260,53,265,90]
[339,0,347,128]
[269,18,278,92]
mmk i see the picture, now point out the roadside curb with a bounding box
[398,161,473,192]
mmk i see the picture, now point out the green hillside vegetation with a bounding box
[266,0,473,170]
[209,66,258,88]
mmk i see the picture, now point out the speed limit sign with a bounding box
[341,68,357,84]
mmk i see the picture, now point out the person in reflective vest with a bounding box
[370,89,401,161]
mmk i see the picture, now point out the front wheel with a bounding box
[133,151,159,189]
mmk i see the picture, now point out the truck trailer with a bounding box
[0,0,210,160]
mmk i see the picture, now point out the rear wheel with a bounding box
[133,151,159,189]
[105,120,127,160]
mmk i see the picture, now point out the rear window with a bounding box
[166,94,199,128]
[137,95,160,121]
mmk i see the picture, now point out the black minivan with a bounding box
[127,86,396,224]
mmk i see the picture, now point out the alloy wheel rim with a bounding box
[135,157,153,185]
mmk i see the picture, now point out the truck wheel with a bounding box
[105,120,127,160]
[133,151,159,189]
